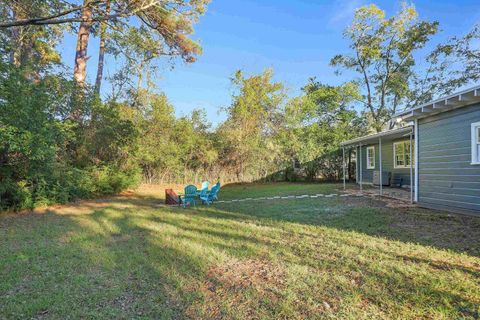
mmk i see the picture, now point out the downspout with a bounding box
[414,120,419,202]
[410,132,413,204]
[359,144,363,192]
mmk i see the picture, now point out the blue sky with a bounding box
[59,0,480,125]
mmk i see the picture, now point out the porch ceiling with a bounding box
[341,126,413,148]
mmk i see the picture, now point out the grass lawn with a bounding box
[1,182,480,319]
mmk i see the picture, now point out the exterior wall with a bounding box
[357,138,414,186]
[418,103,480,213]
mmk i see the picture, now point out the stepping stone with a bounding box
[316,194,324,197]
[231,199,238,202]
[273,196,281,199]
[310,195,319,198]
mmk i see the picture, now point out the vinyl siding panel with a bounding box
[418,103,480,214]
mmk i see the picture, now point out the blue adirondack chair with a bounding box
[198,185,209,201]
[197,181,209,196]
[211,182,221,201]
[200,183,220,205]
[180,185,197,208]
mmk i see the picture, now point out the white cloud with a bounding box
[329,0,366,26]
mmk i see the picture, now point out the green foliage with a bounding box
[217,69,287,181]
[280,79,366,181]
[411,23,480,106]
[331,3,439,132]
[0,61,140,210]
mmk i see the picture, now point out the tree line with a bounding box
[0,2,478,210]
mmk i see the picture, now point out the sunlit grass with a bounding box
[1,183,479,319]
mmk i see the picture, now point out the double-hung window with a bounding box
[472,121,480,165]
[394,141,414,168]
[366,146,375,169]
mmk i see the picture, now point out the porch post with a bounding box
[379,138,383,196]
[355,146,359,183]
[410,132,413,204]
[359,144,363,192]
[342,147,346,190]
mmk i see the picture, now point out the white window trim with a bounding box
[472,121,480,165]
[393,141,414,169]
[366,146,375,169]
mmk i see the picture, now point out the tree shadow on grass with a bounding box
[189,195,480,258]
[87,203,480,318]
[0,207,210,319]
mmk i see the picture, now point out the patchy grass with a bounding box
[1,183,480,319]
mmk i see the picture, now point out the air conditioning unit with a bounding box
[373,171,391,186]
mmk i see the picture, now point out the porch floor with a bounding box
[346,183,413,202]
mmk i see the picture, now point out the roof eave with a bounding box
[394,86,480,122]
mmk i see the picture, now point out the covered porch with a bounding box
[341,126,416,203]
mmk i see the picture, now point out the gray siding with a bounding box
[357,138,414,186]
[418,103,480,213]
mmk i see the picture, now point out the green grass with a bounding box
[1,183,479,319]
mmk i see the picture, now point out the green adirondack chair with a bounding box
[180,185,197,208]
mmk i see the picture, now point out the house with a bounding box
[340,85,480,214]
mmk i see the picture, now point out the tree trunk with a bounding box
[94,0,110,95]
[73,0,93,87]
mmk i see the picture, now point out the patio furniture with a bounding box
[392,177,403,188]
[180,185,197,208]
[200,184,220,205]
[196,181,209,196]
[211,182,220,201]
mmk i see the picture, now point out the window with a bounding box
[472,121,480,165]
[366,146,375,169]
[394,141,415,168]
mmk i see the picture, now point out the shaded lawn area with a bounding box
[1,183,480,319]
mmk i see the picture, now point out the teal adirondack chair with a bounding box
[200,184,220,205]
[181,185,197,208]
[198,185,209,201]
[211,182,220,201]
[197,181,209,196]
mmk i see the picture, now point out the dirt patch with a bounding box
[207,258,285,291]
[189,258,286,319]
[343,190,415,209]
